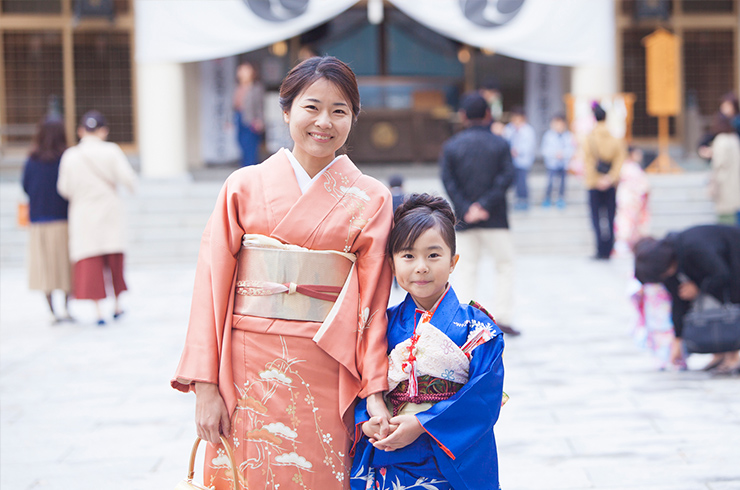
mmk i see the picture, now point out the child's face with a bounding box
[551,118,566,133]
[392,227,459,311]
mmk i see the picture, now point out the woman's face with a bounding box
[237,64,255,84]
[283,78,353,170]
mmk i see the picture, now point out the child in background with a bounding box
[614,146,650,256]
[540,113,575,208]
[389,174,406,211]
[351,193,506,490]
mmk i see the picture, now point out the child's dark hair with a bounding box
[388,193,457,257]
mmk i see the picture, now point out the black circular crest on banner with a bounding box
[459,0,525,27]
[244,0,309,22]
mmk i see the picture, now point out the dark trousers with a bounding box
[545,168,566,201]
[514,167,529,203]
[235,112,261,167]
[589,188,616,258]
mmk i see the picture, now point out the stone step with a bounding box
[0,171,719,267]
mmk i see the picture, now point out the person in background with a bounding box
[479,77,503,122]
[503,106,536,210]
[57,111,137,325]
[441,92,520,336]
[540,113,575,209]
[233,61,265,167]
[389,174,406,211]
[583,103,625,260]
[22,118,73,324]
[614,146,651,256]
[634,225,740,374]
[697,92,740,160]
[719,92,740,137]
[707,113,740,225]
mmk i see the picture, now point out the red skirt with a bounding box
[73,253,127,300]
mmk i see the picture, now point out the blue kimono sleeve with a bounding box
[414,333,505,460]
[350,398,371,456]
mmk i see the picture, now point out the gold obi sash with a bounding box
[234,234,356,323]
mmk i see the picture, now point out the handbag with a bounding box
[589,137,612,174]
[17,202,29,228]
[596,159,612,174]
[175,436,238,490]
[682,293,740,354]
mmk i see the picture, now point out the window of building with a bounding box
[683,30,735,117]
[2,31,64,143]
[681,0,734,13]
[74,31,134,143]
[1,0,135,150]
[1,0,61,14]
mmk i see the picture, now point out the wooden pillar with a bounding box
[61,0,77,145]
[0,28,7,148]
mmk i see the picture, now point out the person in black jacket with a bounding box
[441,92,520,336]
[634,225,740,373]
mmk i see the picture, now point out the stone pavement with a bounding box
[2,251,739,490]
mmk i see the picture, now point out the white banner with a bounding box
[388,0,614,66]
[525,62,565,151]
[199,57,242,165]
[135,0,359,63]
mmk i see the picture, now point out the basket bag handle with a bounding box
[180,435,238,490]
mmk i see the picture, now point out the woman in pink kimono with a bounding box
[172,57,393,489]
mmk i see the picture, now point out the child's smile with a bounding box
[392,227,459,311]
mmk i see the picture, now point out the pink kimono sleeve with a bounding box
[171,175,246,393]
[353,185,394,398]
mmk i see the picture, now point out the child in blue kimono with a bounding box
[350,193,506,490]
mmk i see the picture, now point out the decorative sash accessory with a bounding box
[174,436,238,490]
[387,375,464,416]
[386,301,508,413]
[233,234,355,322]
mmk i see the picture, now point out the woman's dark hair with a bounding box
[29,118,67,163]
[279,56,361,123]
[711,113,734,135]
[633,236,676,284]
[592,103,607,122]
[388,193,457,257]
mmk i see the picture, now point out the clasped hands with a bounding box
[363,392,424,452]
[464,202,490,224]
[362,414,424,452]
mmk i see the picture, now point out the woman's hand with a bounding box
[596,174,613,190]
[365,392,391,440]
[372,414,424,452]
[678,280,700,301]
[362,416,398,441]
[194,382,231,444]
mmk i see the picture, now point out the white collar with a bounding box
[284,148,341,194]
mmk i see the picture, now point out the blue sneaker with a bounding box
[556,199,566,209]
[542,199,552,208]
[97,319,106,327]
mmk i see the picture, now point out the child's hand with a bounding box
[372,414,424,451]
[365,393,392,440]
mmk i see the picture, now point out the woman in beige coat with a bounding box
[708,115,740,225]
[57,111,137,325]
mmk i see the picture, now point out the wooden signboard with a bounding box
[642,28,682,173]
[643,28,680,117]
